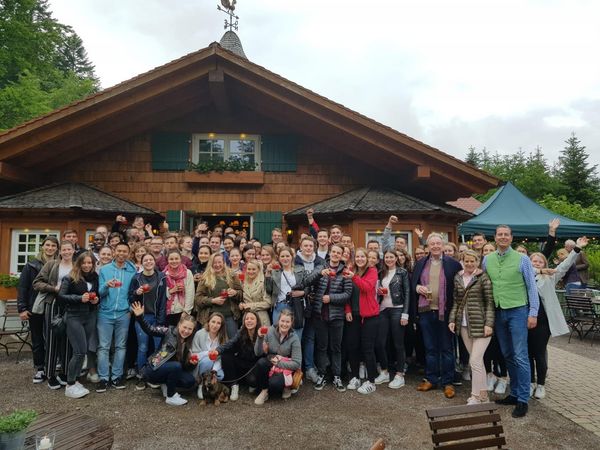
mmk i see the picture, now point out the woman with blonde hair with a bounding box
[239,260,272,326]
[195,253,242,338]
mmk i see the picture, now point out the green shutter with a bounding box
[261,135,298,172]
[151,132,190,171]
[253,211,282,242]
[166,210,182,232]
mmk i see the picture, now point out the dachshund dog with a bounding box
[200,370,230,406]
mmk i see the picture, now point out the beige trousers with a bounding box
[460,327,491,396]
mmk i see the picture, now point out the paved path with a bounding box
[540,344,600,437]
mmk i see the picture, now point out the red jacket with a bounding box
[345,266,379,319]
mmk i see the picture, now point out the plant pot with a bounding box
[0,430,26,450]
[0,286,17,300]
[183,171,265,184]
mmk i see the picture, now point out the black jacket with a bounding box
[411,255,462,321]
[58,274,99,315]
[379,267,410,315]
[296,262,352,321]
[17,259,44,313]
[217,331,259,365]
[128,271,168,325]
[136,315,196,370]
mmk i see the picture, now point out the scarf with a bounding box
[164,263,187,314]
[419,256,447,320]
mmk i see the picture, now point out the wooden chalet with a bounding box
[0,31,498,274]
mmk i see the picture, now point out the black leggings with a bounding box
[29,312,45,370]
[376,308,406,377]
[484,335,507,377]
[66,313,96,384]
[528,302,551,385]
[255,357,285,396]
[44,300,71,379]
[220,353,258,387]
[344,314,379,382]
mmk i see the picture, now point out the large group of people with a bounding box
[16,211,588,417]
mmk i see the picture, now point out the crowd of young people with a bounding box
[16,212,585,416]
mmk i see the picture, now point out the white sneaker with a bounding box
[282,388,292,399]
[254,389,269,405]
[357,381,376,395]
[161,384,168,398]
[86,372,100,383]
[74,381,90,395]
[388,374,405,389]
[467,395,481,405]
[374,371,390,385]
[347,377,361,390]
[359,363,366,379]
[486,373,497,391]
[65,384,88,399]
[196,385,203,400]
[494,378,507,395]
[530,383,536,398]
[534,384,546,399]
[230,384,239,401]
[165,393,187,406]
[32,369,46,384]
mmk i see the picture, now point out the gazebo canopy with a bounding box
[459,182,600,238]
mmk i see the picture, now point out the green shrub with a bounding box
[587,249,600,286]
[0,410,37,434]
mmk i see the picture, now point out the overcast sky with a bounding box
[49,0,600,167]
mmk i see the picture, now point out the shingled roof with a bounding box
[285,186,471,219]
[0,182,161,216]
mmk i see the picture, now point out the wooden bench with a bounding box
[23,412,114,450]
[0,299,31,362]
[426,403,507,449]
[565,295,600,344]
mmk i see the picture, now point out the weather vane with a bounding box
[217,0,239,32]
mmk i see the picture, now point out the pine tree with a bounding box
[556,133,600,207]
[465,146,481,167]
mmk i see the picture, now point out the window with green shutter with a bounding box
[166,210,182,232]
[151,132,190,171]
[253,211,282,243]
[261,135,298,172]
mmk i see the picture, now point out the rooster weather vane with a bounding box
[217,0,239,32]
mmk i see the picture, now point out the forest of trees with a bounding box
[465,133,600,224]
[0,0,99,130]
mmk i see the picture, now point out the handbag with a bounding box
[291,368,303,390]
[51,312,67,336]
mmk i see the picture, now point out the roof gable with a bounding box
[0,42,498,199]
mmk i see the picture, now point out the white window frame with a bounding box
[191,134,261,171]
[10,229,61,274]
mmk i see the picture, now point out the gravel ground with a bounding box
[2,344,600,449]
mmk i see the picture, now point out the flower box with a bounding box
[0,286,17,300]
[183,171,265,185]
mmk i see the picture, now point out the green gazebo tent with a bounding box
[459,182,600,238]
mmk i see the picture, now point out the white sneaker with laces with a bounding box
[254,389,269,405]
[166,393,187,406]
[32,369,46,384]
[534,384,546,399]
[74,381,90,395]
[388,374,405,389]
[374,371,390,385]
[467,395,481,405]
[359,363,366,380]
[230,384,239,401]
[486,373,497,391]
[494,378,507,395]
[357,381,376,395]
[347,377,361,390]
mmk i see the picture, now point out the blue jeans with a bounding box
[97,312,131,382]
[224,317,239,341]
[494,305,530,403]
[303,320,316,370]
[195,356,224,380]
[142,361,195,397]
[419,311,454,386]
[134,314,162,372]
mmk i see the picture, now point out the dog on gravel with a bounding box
[200,370,230,406]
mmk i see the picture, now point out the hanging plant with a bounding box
[188,157,258,174]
